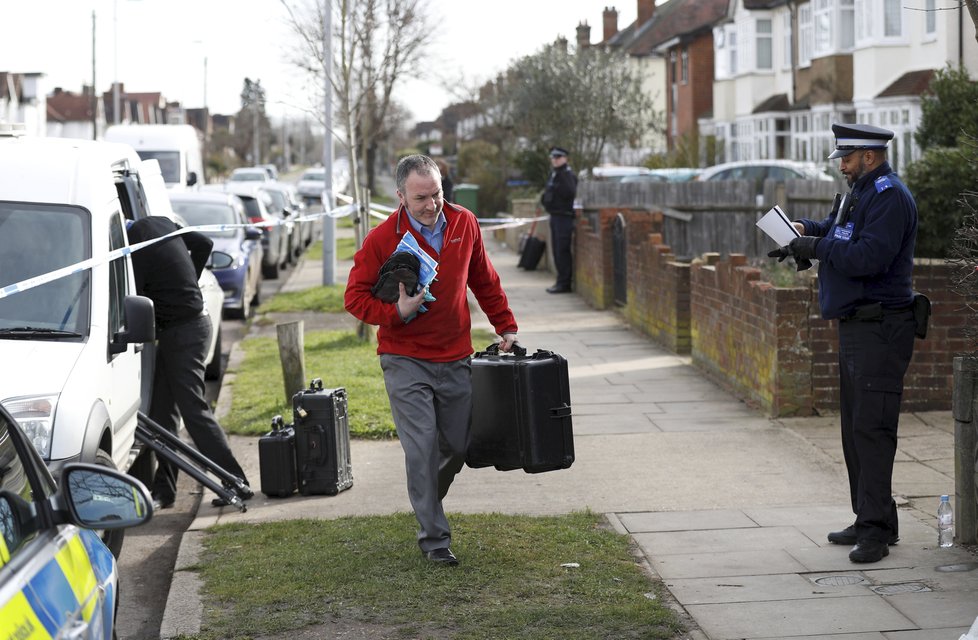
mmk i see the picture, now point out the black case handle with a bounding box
[481,342,527,357]
[309,378,324,391]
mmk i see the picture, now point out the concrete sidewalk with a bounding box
[162,236,978,639]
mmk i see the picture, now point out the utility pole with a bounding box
[113,0,120,124]
[91,11,98,140]
[322,0,336,286]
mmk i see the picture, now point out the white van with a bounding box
[104,123,205,191]
[0,128,156,555]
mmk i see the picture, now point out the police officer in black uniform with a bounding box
[768,123,919,563]
[541,146,578,294]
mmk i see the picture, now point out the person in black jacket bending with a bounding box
[540,146,578,294]
[126,216,253,510]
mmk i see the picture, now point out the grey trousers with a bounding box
[380,354,471,552]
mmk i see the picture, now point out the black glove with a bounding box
[371,251,421,303]
[767,241,815,272]
[788,235,821,260]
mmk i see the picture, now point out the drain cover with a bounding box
[813,575,866,586]
[871,582,931,595]
[935,562,978,573]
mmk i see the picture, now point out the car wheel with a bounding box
[95,448,126,558]
[205,327,224,379]
[262,260,279,280]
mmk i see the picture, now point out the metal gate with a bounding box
[612,213,627,306]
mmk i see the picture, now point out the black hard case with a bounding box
[466,345,574,473]
[259,415,297,498]
[517,235,546,271]
[292,379,353,496]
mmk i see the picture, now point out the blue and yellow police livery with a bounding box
[0,404,153,638]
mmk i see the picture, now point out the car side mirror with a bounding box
[112,295,155,353]
[187,171,198,187]
[245,226,263,241]
[208,250,234,270]
[59,463,153,529]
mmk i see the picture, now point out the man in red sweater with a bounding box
[345,155,518,566]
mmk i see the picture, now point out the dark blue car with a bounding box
[169,192,264,319]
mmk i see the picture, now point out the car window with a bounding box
[262,189,287,214]
[171,202,238,238]
[0,202,92,335]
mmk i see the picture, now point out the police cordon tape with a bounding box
[0,197,547,301]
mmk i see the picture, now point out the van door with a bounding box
[106,210,142,471]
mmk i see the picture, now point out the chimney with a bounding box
[603,6,618,41]
[554,36,569,54]
[637,0,656,25]
[576,21,591,50]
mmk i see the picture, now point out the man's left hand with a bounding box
[498,333,518,352]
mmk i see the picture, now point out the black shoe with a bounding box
[828,525,899,546]
[849,539,890,563]
[546,285,572,294]
[152,498,174,511]
[423,548,459,566]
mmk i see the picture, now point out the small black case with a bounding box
[259,415,297,498]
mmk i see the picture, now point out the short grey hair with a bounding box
[395,154,441,193]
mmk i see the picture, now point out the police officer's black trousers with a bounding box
[549,213,575,289]
[837,310,915,544]
[150,315,249,503]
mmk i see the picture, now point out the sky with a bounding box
[1,0,636,125]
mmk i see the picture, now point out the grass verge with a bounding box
[190,511,682,640]
[223,328,497,438]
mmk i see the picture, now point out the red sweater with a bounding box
[344,202,518,362]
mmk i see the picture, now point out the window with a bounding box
[925,0,936,35]
[108,211,129,346]
[783,11,793,68]
[814,0,854,56]
[799,4,813,66]
[729,28,738,75]
[670,51,677,84]
[681,49,689,83]
[884,0,901,37]
[757,19,773,69]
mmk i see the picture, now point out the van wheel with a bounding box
[95,449,126,558]
[205,328,224,379]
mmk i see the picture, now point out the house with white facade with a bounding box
[1,72,46,136]
[704,0,978,172]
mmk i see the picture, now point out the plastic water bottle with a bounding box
[938,495,954,548]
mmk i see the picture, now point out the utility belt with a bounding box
[841,292,930,339]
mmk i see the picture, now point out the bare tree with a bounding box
[281,0,434,201]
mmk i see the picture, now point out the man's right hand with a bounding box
[396,282,426,322]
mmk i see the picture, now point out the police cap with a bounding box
[828,123,894,159]
[549,146,569,158]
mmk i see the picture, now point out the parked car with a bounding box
[170,191,264,320]
[208,183,289,279]
[229,167,272,183]
[260,182,304,263]
[697,160,838,195]
[0,403,153,640]
[296,167,326,205]
[258,163,280,181]
[0,129,157,559]
[135,160,226,380]
[580,165,652,182]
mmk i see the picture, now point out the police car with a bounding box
[0,402,152,639]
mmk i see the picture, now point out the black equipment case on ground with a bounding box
[517,221,546,271]
[292,378,353,495]
[259,415,297,498]
[466,344,574,473]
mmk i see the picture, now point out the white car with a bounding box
[697,160,837,185]
[229,167,272,183]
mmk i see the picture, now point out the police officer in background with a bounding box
[540,146,578,294]
[768,123,919,564]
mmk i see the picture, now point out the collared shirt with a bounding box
[406,209,447,254]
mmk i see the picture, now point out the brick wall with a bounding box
[624,232,692,354]
[690,254,814,415]
[810,260,965,413]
